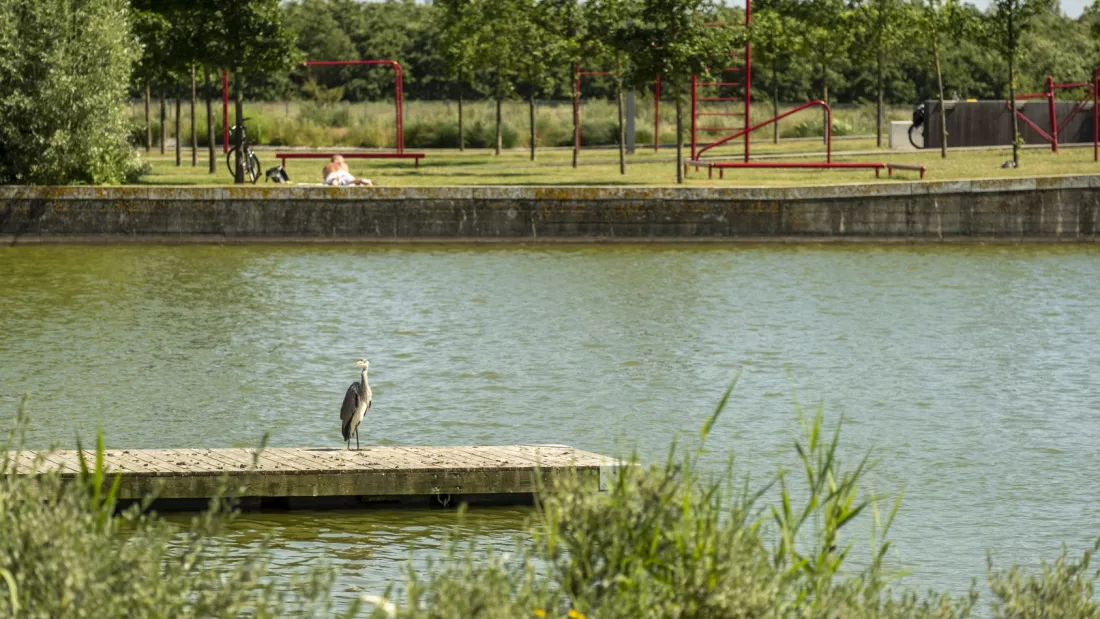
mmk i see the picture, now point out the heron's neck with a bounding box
[361,369,369,388]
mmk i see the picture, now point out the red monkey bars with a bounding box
[700,100,887,177]
[690,0,904,178]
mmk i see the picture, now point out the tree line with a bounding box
[2,0,1096,184]
[135,0,1100,176]
[182,0,1100,109]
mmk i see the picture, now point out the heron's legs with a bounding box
[346,437,351,451]
[355,428,360,451]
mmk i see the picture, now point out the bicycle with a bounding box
[226,118,261,183]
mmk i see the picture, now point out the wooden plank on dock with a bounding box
[17,446,618,507]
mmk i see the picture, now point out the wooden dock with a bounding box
[14,445,618,509]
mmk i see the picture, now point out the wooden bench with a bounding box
[887,163,927,179]
[275,152,426,169]
[704,161,887,179]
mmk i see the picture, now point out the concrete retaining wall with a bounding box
[2,176,1099,242]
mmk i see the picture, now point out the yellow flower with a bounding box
[568,610,586,619]
[533,610,546,618]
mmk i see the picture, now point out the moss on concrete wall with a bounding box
[2,177,1098,242]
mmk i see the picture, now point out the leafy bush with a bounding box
[127,120,153,148]
[0,0,141,184]
[124,157,152,183]
[988,541,1100,618]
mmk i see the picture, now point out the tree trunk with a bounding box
[159,96,166,154]
[174,96,181,166]
[772,58,779,144]
[1008,11,1019,168]
[933,35,947,159]
[191,66,198,167]
[234,73,244,184]
[675,94,684,184]
[144,83,151,152]
[876,50,884,148]
[617,80,626,175]
[458,94,464,152]
[822,75,829,145]
[495,97,502,156]
[205,69,215,174]
[529,96,536,161]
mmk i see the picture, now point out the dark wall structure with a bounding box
[2,178,1098,242]
[923,100,1095,149]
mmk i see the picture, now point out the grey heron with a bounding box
[340,359,372,450]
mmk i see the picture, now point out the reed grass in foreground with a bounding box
[1,389,1098,618]
[376,380,1100,618]
[135,143,1100,187]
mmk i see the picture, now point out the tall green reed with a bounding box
[373,377,1098,619]
[0,395,355,619]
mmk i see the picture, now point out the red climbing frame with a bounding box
[221,59,410,155]
[1095,66,1100,161]
[574,64,609,160]
[1009,71,1100,158]
[1014,74,1095,154]
[704,100,883,176]
[691,10,750,163]
[691,0,899,177]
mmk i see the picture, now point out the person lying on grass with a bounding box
[322,155,373,186]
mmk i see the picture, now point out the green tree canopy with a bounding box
[626,0,737,182]
[0,0,140,184]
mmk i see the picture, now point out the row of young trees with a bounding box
[276,0,1099,107]
[1,0,1087,184]
[267,0,1096,174]
[132,0,294,182]
[128,0,1097,181]
[425,0,1061,172]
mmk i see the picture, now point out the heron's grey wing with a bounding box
[340,383,360,440]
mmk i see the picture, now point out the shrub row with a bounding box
[128,100,910,151]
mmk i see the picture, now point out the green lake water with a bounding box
[2,244,1098,604]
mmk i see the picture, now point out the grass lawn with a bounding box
[136,140,1100,187]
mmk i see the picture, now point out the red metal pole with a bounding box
[744,0,752,163]
[696,99,828,159]
[691,74,698,161]
[395,63,404,153]
[222,71,229,154]
[1047,75,1058,153]
[575,62,581,159]
[825,102,832,163]
[1094,67,1099,162]
[655,74,661,152]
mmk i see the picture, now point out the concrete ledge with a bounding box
[2,175,1098,241]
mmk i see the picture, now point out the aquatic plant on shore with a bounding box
[371,380,1100,619]
[1,389,1098,618]
[0,397,354,619]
